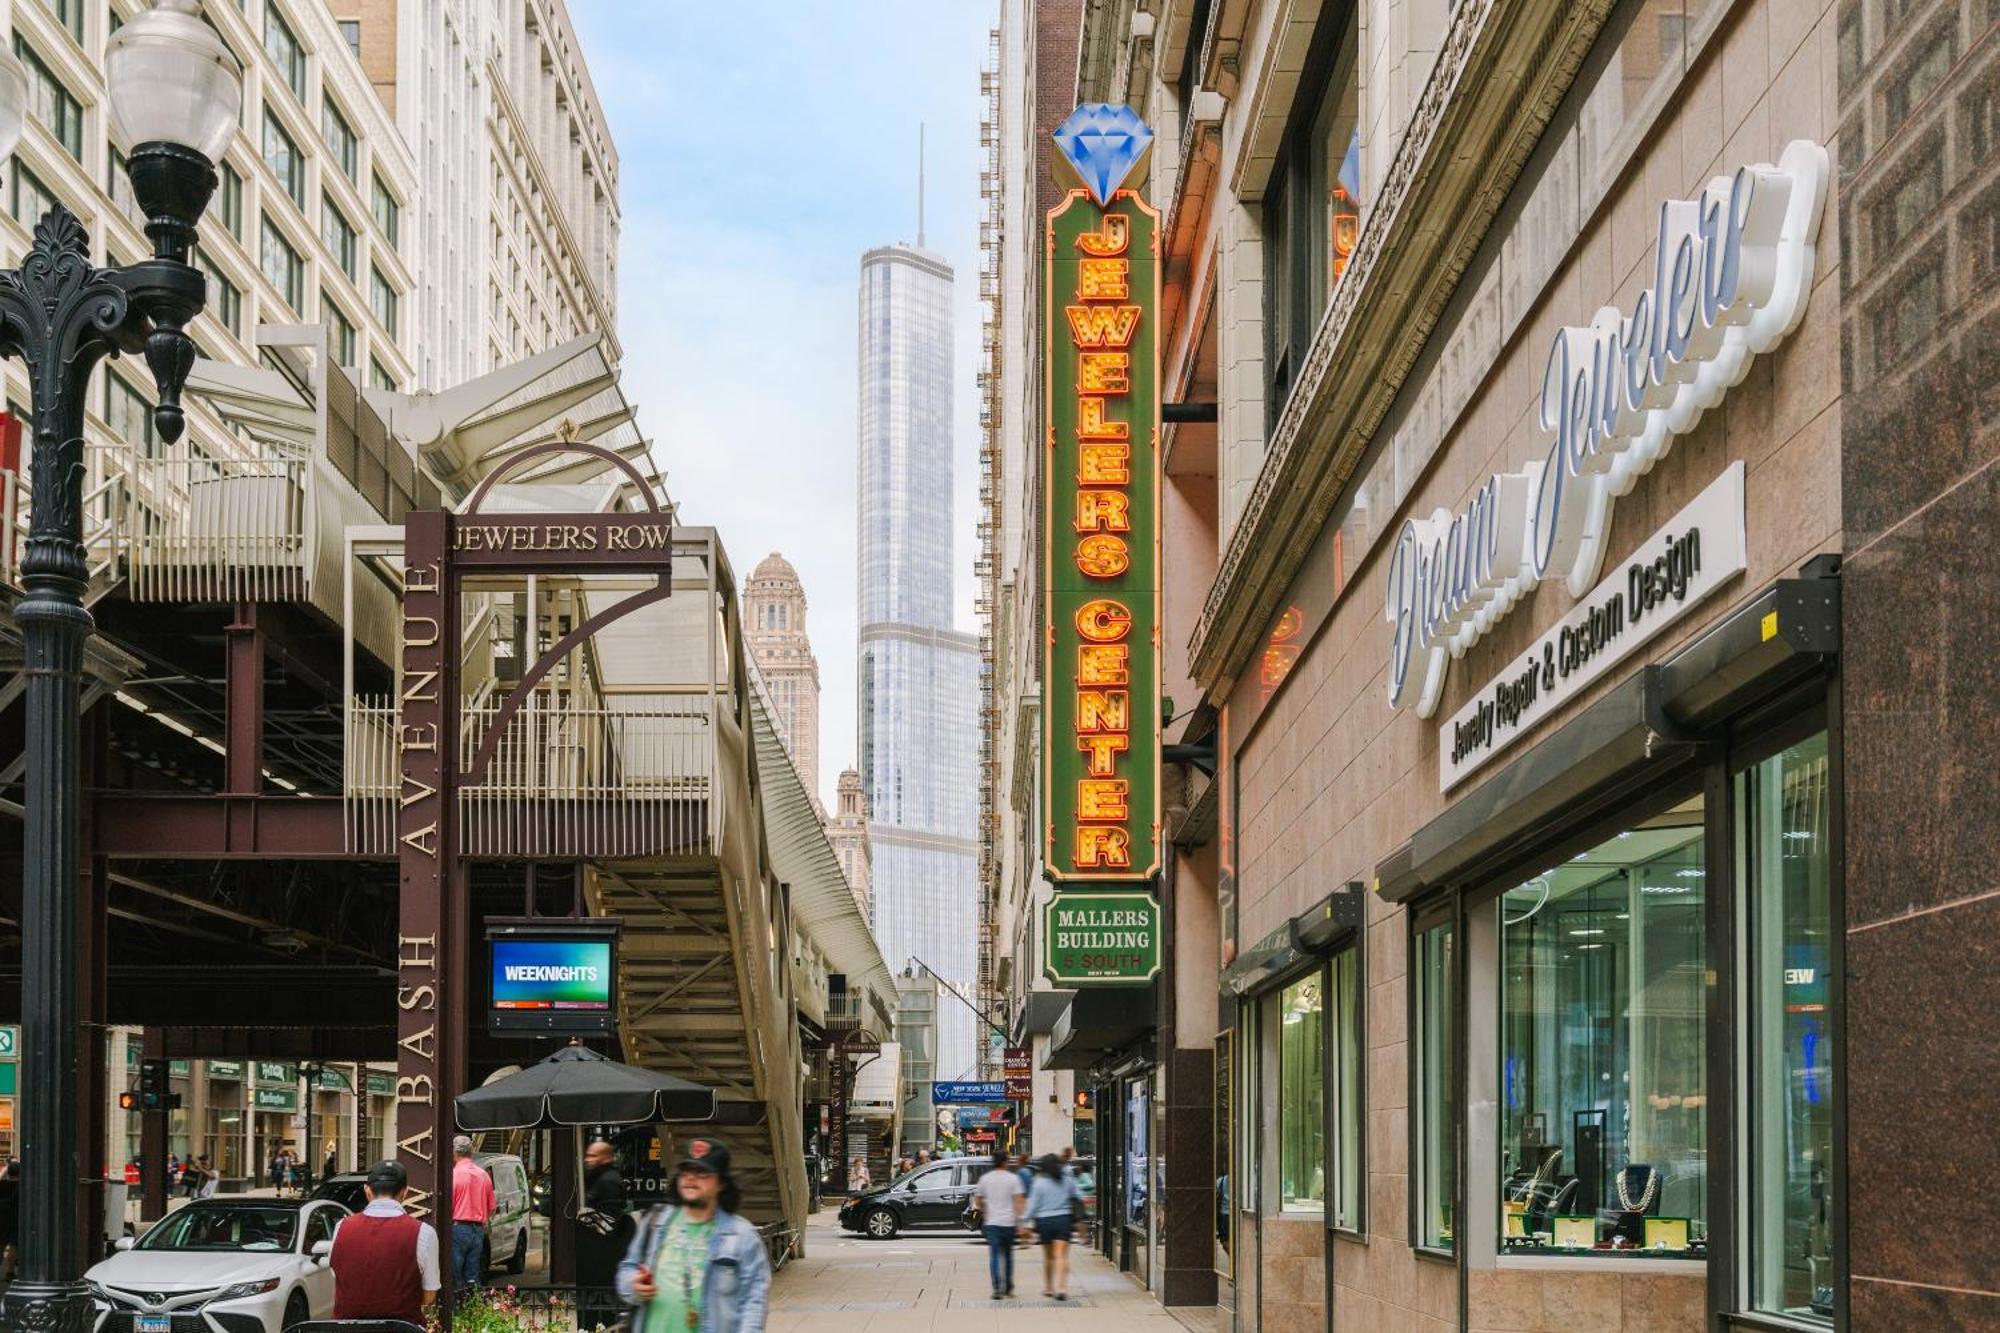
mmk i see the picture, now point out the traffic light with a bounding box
[132,1060,179,1111]
[1075,1089,1094,1110]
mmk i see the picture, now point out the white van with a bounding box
[475,1152,533,1274]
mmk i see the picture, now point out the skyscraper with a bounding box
[744,552,821,805]
[857,242,981,1081]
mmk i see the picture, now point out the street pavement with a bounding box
[769,1208,1206,1331]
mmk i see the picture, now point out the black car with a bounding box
[836,1159,981,1239]
[958,1157,1096,1232]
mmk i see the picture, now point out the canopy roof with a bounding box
[455,1043,716,1130]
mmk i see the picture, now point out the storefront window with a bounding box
[1215,1026,1234,1271]
[1741,734,1835,1321]
[1416,921,1455,1249]
[1499,796,1707,1256]
[1331,947,1363,1229]
[1278,971,1325,1212]
[1125,1078,1149,1229]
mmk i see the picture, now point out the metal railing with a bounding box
[345,694,716,857]
[121,450,309,601]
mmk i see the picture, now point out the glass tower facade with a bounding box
[856,244,981,1081]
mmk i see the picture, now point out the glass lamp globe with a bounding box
[105,0,242,163]
[0,48,25,164]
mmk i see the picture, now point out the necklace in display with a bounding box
[1617,1167,1659,1213]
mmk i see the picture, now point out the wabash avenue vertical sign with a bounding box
[1042,144,1161,883]
[396,511,459,1231]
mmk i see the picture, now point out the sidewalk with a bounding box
[769,1210,1189,1331]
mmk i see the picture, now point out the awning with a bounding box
[1220,881,1367,995]
[1012,989,1073,1042]
[1044,985,1156,1071]
[1379,568,1839,903]
[748,674,899,1035]
[454,1043,715,1129]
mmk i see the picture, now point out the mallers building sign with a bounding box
[1381,141,1827,776]
[1043,105,1162,883]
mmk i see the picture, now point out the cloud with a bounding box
[572,1,994,803]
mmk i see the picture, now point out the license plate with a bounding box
[136,1316,171,1332]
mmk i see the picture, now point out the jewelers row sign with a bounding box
[1042,183,1162,881]
[1373,140,1829,789]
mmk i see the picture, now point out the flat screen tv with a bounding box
[487,919,620,1034]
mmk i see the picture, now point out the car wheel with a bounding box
[282,1292,308,1331]
[864,1207,898,1239]
[504,1227,527,1275]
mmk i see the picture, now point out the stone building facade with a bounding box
[992,0,1997,1328]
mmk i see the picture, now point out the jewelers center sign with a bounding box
[1383,141,1827,737]
[1043,891,1162,986]
[1043,104,1162,883]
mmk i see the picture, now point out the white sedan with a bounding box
[87,1198,347,1333]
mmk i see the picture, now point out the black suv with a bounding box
[836,1159,981,1239]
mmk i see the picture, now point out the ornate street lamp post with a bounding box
[0,3,240,1327]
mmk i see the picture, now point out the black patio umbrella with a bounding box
[454,1042,716,1130]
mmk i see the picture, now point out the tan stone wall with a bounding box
[1231,0,1845,1327]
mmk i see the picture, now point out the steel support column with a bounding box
[223,601,264,795]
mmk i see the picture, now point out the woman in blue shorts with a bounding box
[1026,1154,1081,1300]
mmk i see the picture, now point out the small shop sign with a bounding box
[933,1081,1007,1105]
[1004,1046,1032,1100]
[254,1087,296,1111]
[1043,890,1161,986]
[1440,462,1747,789]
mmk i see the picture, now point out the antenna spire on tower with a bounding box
[918,122,926,247]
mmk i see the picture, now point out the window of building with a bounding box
[370,358,396,391]
[370,266,397,336]
[15,39,83,162]
[1498,795,1707,1257]
[44,0,85,45]
[321,202,355,279]
[1331,945,1363,1230]
[263,111,304,208]
[106,144,134,221]
[1741,733,1835,1321]
[1276,972,1324,1213]
[218,161,242,238]
[1415,918,1455,1250]
[1124,1077,1149,1228]
[105,373,159,459]
[371,174,399,248]
[264,6,306,101]
[1884,24,1954,137]
[321,99,356,182]
[1261,4,1363,429]
[10,161,57,229]
[260,217,302,312]
[338,19,360,59]
[322,295,354,366]
[196,250,242,337]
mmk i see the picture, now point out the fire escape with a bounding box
[974,30,1005,1078]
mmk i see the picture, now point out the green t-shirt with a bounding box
[644,1212,715,1333]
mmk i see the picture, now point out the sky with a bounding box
[571,3,994,806]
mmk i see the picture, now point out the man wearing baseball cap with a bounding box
[329,1161,441,1323]
[616,1136,770,1333]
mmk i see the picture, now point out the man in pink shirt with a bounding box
[449,1136,495,1292]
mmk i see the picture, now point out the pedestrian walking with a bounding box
[1013,1152,1034,1191]
[850,1157,870,1191]
[616,1135,770,1333]
[322,1140,338,1184]
[449,1135,495,1292]
[1026,1154,1081,1300]
[268,1149,286,1197]
[971,1152,1025,1300]
[179,1155,204,1199]
[329,1160,440,1321]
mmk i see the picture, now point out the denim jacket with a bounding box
[615,1205,771,1333]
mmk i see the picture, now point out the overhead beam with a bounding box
[92,795,352,858]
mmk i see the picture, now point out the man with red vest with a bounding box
[330,1160,441,1323]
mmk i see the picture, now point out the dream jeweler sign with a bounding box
[1042,105,1162,885]
[1376,140,1829,789]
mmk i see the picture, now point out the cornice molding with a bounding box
[1187,0,1615,696]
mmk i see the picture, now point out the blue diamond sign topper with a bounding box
[1053,103,1154,205]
